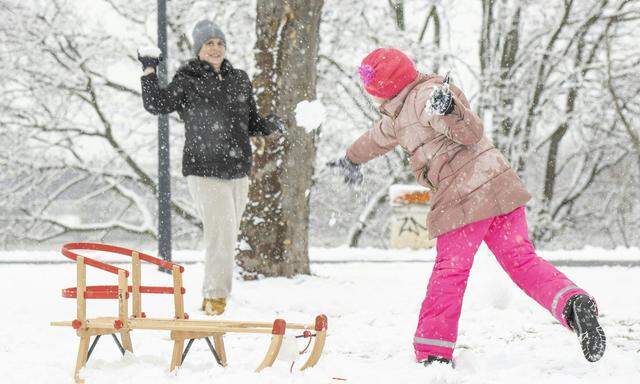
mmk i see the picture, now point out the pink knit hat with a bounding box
[358,48,418,99]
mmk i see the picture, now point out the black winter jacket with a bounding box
[141,59,276,179]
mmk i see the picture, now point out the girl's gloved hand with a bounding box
[326,156,364,185]
[428,83,454,115]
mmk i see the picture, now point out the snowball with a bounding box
[138,46,161,58]
[276,335,300,362]
[295,99,326,133]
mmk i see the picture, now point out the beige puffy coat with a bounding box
[346,73,531,239]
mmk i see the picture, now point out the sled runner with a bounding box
[50,242,328,383]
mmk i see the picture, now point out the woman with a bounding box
[139,20,282,315]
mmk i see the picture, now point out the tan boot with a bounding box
[203,298,226,316]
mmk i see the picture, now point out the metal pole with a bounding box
[157,0,172,264]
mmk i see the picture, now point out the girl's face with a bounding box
[198,38,226,70]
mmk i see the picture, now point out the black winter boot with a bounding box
[563,294,606,362]
[420,355,453,367]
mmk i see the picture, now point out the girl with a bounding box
[330,48,606,366]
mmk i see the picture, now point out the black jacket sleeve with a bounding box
[140,72,186,115]
[242,72,276,136]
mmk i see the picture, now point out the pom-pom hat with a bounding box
[358,48,418,99]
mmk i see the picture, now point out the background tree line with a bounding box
[0,0,638,278]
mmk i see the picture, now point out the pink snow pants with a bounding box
[414,206,589,361]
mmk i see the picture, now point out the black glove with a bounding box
[137,48,162,71]
[428,73,454,115]
[266,114,286,134]
[326,156,364,185]
[428,84,454,115]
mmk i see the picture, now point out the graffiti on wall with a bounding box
[398,216,428,236]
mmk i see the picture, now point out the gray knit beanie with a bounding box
[192,20,226,56]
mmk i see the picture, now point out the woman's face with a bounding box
[198,38,226,70]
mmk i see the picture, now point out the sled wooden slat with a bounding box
[53,320,298,335]
[299,315,328,370]
[77,256,86,326]
[118,270,133,352]
[255,334,284,372]
[170,338,184,372]
[52,318,315,332]
[255,319,286,372]
[172,265,184,319]
[131,252,142,318]
[74,332,90,384]
[213,333,227,366]
[135,317,314,330]
[300,329,327,370]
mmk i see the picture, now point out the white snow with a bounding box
[137,46,162,58]
[295,100,326,133]
[237,240,252,252]
[56,214,83,226]
[2,246,639,264]
[1,246,639,383]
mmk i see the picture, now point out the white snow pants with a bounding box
[187,175,249,299]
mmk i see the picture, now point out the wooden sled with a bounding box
[50,243,328,383]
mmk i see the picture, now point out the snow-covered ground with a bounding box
[1,245,639,383]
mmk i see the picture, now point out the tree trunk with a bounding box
[388,0,405,31]
[418,4,441,71]
[494,6,521,160]
[237,0,323,278]
[479,0,494,75]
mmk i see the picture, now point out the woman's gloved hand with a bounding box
[137,47,163,71]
